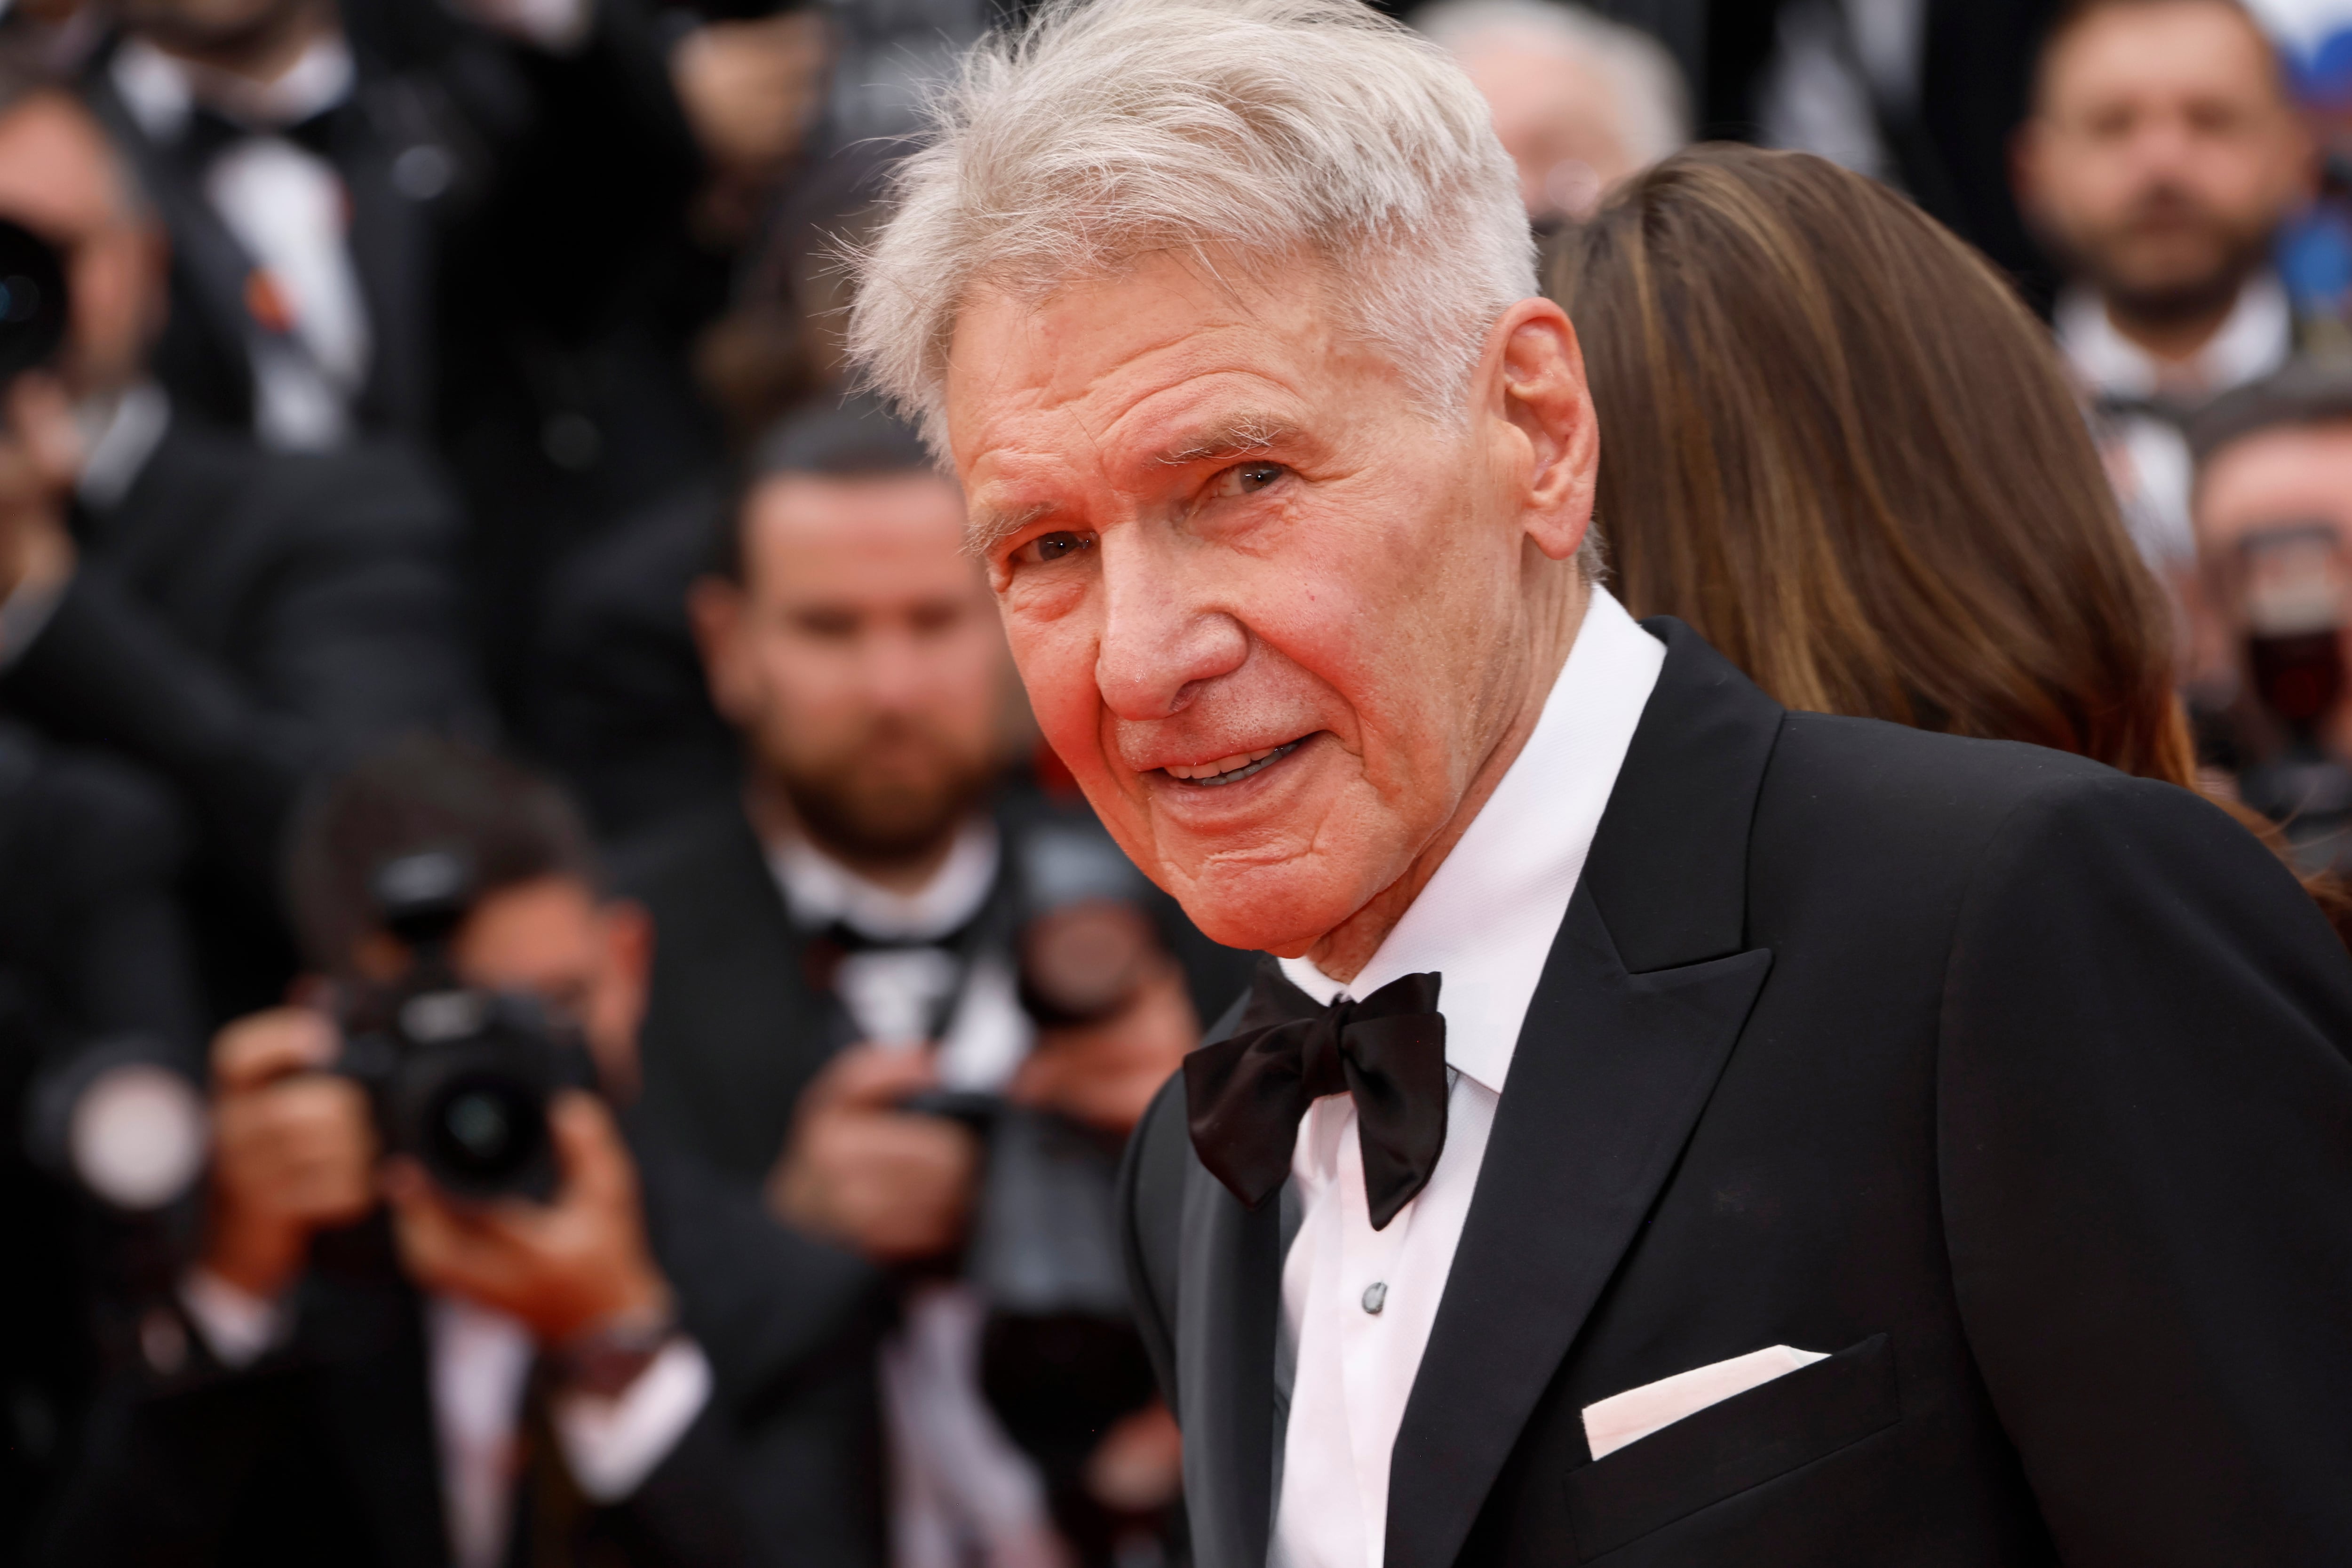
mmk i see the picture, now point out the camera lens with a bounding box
[426,1073,548,1190]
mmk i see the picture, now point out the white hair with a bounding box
[1413,0,1690,168]
[845,0,1537,454]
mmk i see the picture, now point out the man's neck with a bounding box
[1303,569,1592,984]
[743,778,961,897]
[2103,287,2242,377]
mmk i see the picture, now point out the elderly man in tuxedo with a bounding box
[843,1,2352,1563]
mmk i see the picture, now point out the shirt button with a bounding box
[1361,1281,1388,1315]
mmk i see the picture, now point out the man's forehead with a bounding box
[2202,424,2352,530]
[745,470,972,577]
[2042,1,2278,112]
[948,260,1331,446]
[750,468,963,530]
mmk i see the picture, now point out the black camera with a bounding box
[336,850,590,1202]
[0,217,67,394]
[967,826,1175,1550]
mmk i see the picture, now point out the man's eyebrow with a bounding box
[1153,413,1302,467]
[966,499,1057,558]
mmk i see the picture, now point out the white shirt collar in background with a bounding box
[111,32,355,140]
[77,382,172,511]
[2058,271,2292,402]
[770,814,999,943]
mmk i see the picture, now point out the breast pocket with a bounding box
[1564,1333,1899,1560]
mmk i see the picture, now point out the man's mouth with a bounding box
[1160,739,1303,787]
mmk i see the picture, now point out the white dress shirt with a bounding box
[179,1272,714,1568]
[1268,586,1664,1568]
[111,34,373,451]
[767,820,1060,1568]
[2058,274,2292,564]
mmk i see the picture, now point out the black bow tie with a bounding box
[2092,388,2206,431]
[181,102,344,167]
[1183,962,1447,1231]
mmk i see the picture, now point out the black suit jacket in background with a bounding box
[0,418,484,1013]
[34,1123,860,1568]
[620,803,894,1568]
[86,0,719,713]
[623,789,1257,1568]
[1122,618,2352,1567]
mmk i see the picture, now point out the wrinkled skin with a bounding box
[944,253,1597,979]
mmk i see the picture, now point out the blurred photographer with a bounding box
[35,737,857,1568]
[622,395,1241,1568]
[0,76,483,1014]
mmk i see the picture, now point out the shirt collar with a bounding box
[111,31,355,143]
[1279,585,1665,1094]
[76,382,171,512]
[768,814,1000,943]
[2056,272,2291,402]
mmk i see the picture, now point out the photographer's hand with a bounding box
[382,1090,670,1345]
[1009,960,1198,1134]
[768,1045,981,1262]
[203,1009,378,1300]
[0,372,79,602]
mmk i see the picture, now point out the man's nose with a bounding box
[857,625,940,710]
[2130,114,2198,175]
[1093,534,1248,721]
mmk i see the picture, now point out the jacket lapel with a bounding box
[1178,1157,1285,1568]
[1384,619,1785,1568]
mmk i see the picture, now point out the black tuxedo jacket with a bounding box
[1120,619,2352,1567]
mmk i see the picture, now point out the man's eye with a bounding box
[1012,530,1097,566]
[1209,462,1289,500]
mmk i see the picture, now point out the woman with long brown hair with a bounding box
[1549,142,2352,933]
[1550,142,2202,782]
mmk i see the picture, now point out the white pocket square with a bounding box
[1581,1344,1830,1459]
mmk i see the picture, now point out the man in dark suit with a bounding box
[0,80,483,1011]
[40,736,879,1568]
[82,0,703,450]
[844,0,2352,1561]
[80,0,831,708]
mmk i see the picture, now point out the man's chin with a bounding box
[1156,856,1368,957]
[2100,249,2258,324]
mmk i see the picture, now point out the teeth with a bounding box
[1163,744,1292,783]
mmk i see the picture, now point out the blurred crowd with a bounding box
[1,0,2351,1564]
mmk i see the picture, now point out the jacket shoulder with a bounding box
[1768,712,2120,824]
[612,806,770,915]
[1746,714,2188,949]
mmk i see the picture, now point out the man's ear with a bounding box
[590,898,656,1104]
[688,573,755,723]
[2009,121,2047,227]
[1491,297,1597,563]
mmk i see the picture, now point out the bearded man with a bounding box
[2014,0,2318,563]
[844,1,2352,1564]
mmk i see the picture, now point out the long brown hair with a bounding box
[1550,144,2200,785]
